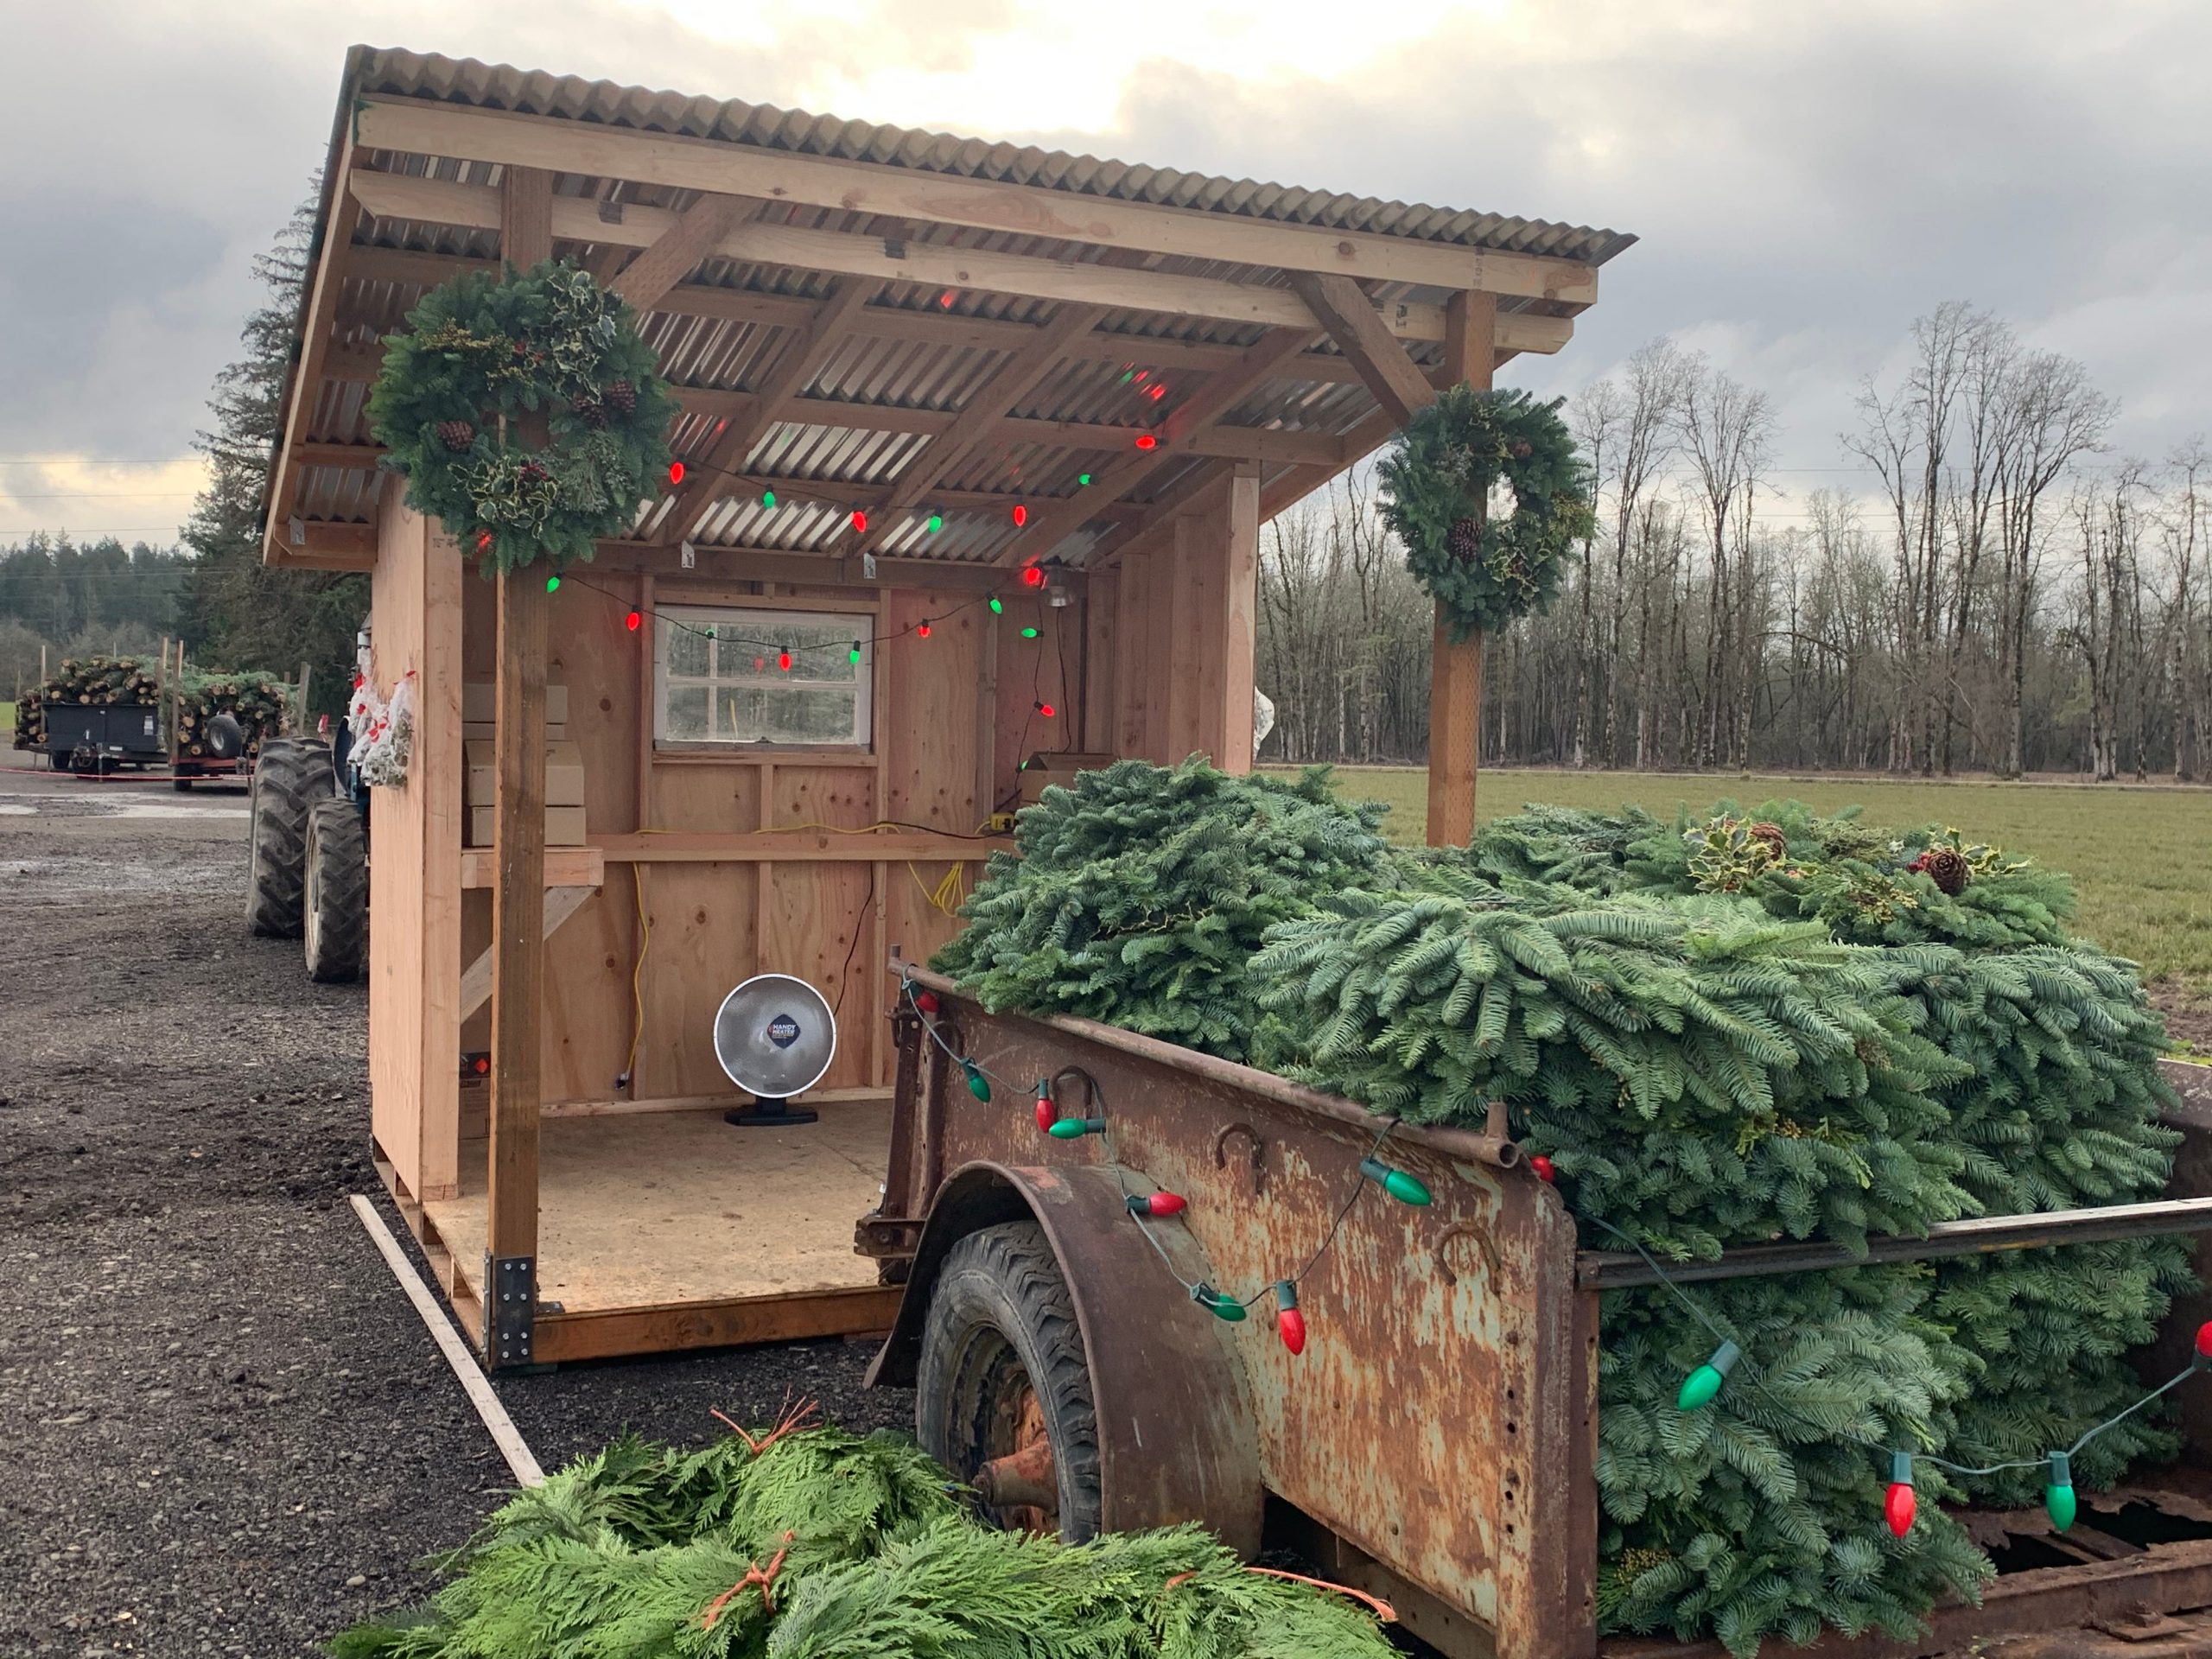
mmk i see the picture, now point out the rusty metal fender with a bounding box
[867,1158,1265,1555]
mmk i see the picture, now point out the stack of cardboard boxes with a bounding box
[462,679,587,848]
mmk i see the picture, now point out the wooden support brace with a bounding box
[460,885,596,1022]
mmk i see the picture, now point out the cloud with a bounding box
[4,0,2208,547]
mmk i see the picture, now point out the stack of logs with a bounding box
[10,656,293,760]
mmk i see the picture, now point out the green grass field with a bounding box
[1277,766,2212,1016]
[0,702,12,734]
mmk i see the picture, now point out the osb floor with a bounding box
[424,1103,891,1312]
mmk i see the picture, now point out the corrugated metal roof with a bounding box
[347,47,1637,268]
[270,47,1630,568]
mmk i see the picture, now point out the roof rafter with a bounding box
[343,169,1575,354]
[1286,271,1439,427]
[655,276,879,546]
[354,96,1600,305]
[606,191,756,311]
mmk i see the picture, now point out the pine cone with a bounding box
[1511,439,1534,459]
[575,399,610,431]
[1446,516,1484,562]
[436,419,476,454]
[1922,846,1970,895]
[603,379,638,416]
[1747,821,1787,858]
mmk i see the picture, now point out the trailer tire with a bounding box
[303,797,367,983]
[917,1220,1103,1541]
[245,739,331,938]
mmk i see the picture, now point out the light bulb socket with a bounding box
[1890,1450,1913,1487]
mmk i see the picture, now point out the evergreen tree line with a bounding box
[1260,304,2211,781]
[0,190,364,715]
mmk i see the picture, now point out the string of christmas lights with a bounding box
[1585,1211,2212,1539]
[899,972,1433,1355]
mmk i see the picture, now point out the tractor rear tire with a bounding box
[303,797,367,983]
[916,1221,1103,1541]
[245,739,332,938]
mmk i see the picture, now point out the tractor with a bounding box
[243,633,371,985]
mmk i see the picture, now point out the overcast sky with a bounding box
[3,0,2206,546]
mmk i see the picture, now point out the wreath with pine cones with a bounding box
[367,259,678,576]
[1376,384,1594,640]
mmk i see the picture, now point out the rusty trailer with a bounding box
[863,966,2212,1659]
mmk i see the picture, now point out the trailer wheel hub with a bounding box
[973,1389,1058,1522]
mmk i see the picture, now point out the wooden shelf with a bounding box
[460,844,606,889]
[591,830,1007,863]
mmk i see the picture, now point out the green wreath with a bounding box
[1376,384,1594,639]
[368,259,679,575]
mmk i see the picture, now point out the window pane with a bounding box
[664,620,709,678]
[762,687,858,743]
[665,684,710,741]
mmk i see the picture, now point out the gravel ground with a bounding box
[0,765,911,1657]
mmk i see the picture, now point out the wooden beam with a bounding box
[459,885,596,1021]
[878,302,1107,519]
[261,130,359,563]
[1007,326,1319,564]
[1425,290,1496,849]
[355,97,1603,305]
[588,830,1011,862]
[607,192,753,311]
[266,519,378,569]
[1219,465,1261,773]
[342,245,1569,378]
[657,276,879,546]
[485,168,552,1350]
[590,542,1083,593]
[1286,270,1439,427]
[343,170,1577,353]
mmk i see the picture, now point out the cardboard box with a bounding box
[1016,752,1116,807]
[466,804,588,848]
[463,681,568,725]
[464,739,583,810]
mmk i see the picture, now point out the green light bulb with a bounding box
[544,575,561,593]
[2046,1452,2076,1531]
[989,595,1004,614]
[1192,1284,1246,1323]
[963,1062,991,1103]
[1675,1340,1741,1411]
[1358,1157,1432,1206]
[1048,1116,1104,1139]
[926,512,944,533]
[761,489,777,508]
[1077,472,1092,486]
[1020,626,1039,639]
[848,644,862,665]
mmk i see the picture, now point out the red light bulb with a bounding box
[776,650,791,672]
[1034,1084,1056,1134]
[753,656,766,671]
[1148,383,1166,401]
[2197,1321,2212,1360]
[1011,504,1028,527]
[851,509,868,533]
[938,289,957,308]
[669,461,686,486]
[1036,701,1056,718]
[1135,432,1158,450]
[1128,1192,1185,1218]
[476,531,493,552]
[917,621,932,639]
[1021,563,1046,588]
[913,990,940,1015]
[1884,1452,1916,1536]
[1276,1281,1306,1356]
[474,1055,490,1076]
[625,610,642,632]
[1529,1154,1555,1183]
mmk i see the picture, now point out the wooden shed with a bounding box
[263,47,1628,1366]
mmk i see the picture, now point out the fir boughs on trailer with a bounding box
[368,258,678,577]
[330,1419,1398,1659]
[932,757,1392,1062]
[1376,384,1594,640]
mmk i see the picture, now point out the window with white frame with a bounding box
[654,607,874,748]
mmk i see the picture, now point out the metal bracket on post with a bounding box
[485,1254,538,1370]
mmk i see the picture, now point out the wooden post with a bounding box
[296,660,312,734]
[486,567,548,1357]
[484,163,554,1367]
[1219,462,1262,773]
[1424,290,1497,848]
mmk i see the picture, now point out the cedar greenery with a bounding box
[1375,384,1594,640]
[329,1424,1396,1659]
[368,259,677,577]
